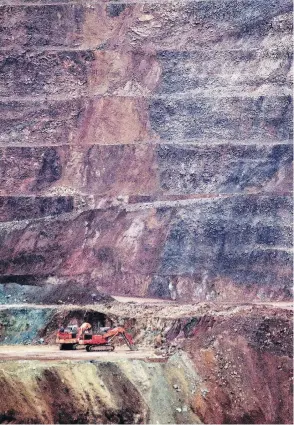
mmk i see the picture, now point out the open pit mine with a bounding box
[0,0,293,424]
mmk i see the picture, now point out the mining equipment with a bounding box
[56,322,137,351]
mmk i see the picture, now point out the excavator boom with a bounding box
[103,327,136,350]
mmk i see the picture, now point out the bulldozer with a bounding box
[56,322,137,352]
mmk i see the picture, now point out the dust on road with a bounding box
[0,345,159,361]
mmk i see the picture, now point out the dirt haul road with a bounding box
[0,345,160,362]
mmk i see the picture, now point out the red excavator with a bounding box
[56,322,136,352]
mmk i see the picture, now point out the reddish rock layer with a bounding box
[182,308,293,424]
[0,0,292,301]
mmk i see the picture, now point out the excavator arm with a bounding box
[103,327,137,350]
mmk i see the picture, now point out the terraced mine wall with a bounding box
[0,0,292,302]
[0,2,293,424]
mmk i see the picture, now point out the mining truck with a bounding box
[56,322,137,351]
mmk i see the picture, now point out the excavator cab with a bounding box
[83,329,93,340]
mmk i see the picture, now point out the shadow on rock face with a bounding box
[35,148,63,191]
[0,280,113,305]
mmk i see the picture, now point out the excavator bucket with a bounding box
[123,332,138,351]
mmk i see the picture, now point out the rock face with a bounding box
[177,308,293,424]
[0,358,201,424]
[0,0,292,302]
[0,304,292,424]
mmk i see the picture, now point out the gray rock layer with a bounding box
[0,0,292,302]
